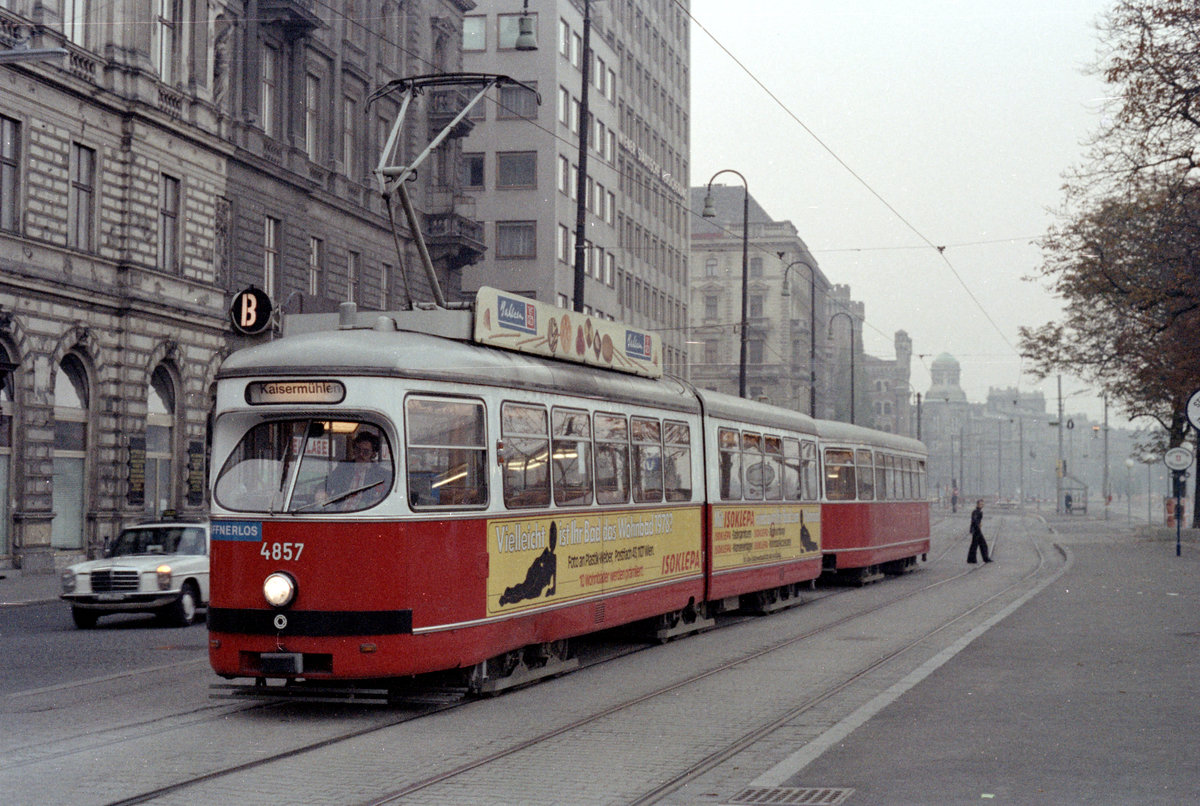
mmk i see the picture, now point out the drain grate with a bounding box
[726,786,855,805]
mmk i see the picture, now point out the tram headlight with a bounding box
[263,571,297,608]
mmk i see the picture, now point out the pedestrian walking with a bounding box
[967,498,991,564]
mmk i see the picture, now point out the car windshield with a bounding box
[110,526,206,557]
[214,419,394,514]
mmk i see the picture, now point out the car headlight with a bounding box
[157,565,173,591]
[61,572,76,594]
[263,572,297,608]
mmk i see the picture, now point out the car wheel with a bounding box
[167,581,200,627]
[72,607,99,629]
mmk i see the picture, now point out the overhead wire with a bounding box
[676,0,1019,355]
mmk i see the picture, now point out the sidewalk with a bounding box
[764,509,1200,804]
[0,567,62,607]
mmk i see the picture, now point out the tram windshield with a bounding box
[214,420,394,514]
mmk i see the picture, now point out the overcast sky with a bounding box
[688,0,1118,424]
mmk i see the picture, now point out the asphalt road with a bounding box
[0,602,208,696]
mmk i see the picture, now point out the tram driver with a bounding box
[324,430,391,510]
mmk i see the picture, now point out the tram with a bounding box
[816,420,931,582]
[206,289,927,695]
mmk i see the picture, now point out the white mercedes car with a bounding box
[60,521,210,628]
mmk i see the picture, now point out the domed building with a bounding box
[929,353,968,403]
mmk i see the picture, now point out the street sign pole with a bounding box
[1164,446,1193,557]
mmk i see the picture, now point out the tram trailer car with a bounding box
[206,303,927,694]
[695,389,824,610]
[815,420,930,582]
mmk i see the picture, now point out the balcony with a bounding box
[259,0,322,37]
[427,88,475,140]
[426,212,485,269]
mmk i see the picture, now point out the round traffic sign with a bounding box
[1187,388,1200,431]
[1164,447,1193,471]
[230,287,273,335]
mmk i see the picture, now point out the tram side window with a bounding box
[763,435,783,500]
[663,420,692,501]
[631,417,663,503]
[742,432,765,500]
[552,407,592,506]
[903,458,914,499]
[886,455,898,500]
[875,452,888,501]
[917,459,927,499]
[594,412,630,504]
[782,438,801,500]
[406,397,488,508]
[802,440,819,501]
[501,402,550,508]
[856,449,875,500]
[718,428,742,500]
[824,448,856,501]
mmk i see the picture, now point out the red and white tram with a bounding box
[816,420,930,582]
[206,290,927,695]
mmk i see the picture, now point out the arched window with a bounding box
[52,354,89,550]
[0,349,12,557]
[146,366,176,517]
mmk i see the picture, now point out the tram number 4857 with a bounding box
[260,542,305,561]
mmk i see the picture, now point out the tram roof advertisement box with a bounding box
[473,286,662,379]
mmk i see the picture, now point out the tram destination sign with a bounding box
[245,380,346,405]
[473,287,662,378]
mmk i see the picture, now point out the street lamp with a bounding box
[515,0,538,50]
[777,252,817,417]
[702,170,750,398]
[828,310,855,424]
[897,379,922,441]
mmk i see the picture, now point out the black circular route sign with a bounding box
[230,287,273,335]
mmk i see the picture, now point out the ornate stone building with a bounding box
[0,1,474,571]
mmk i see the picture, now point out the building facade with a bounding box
[0,1,473,571]
[919,355,1138,509]
[461,0,691,376]
[688,185,826,408]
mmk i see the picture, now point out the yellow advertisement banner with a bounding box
[711,504,821,572]
[487,507,702,615]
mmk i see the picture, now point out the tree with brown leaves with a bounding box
[1021,0,1200,523]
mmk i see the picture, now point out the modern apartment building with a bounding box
[462,0,691,376]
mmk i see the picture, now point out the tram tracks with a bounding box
[30,516,1043,806]
[360,518,1049,806]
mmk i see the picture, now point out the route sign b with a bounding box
[230,287,273,336]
